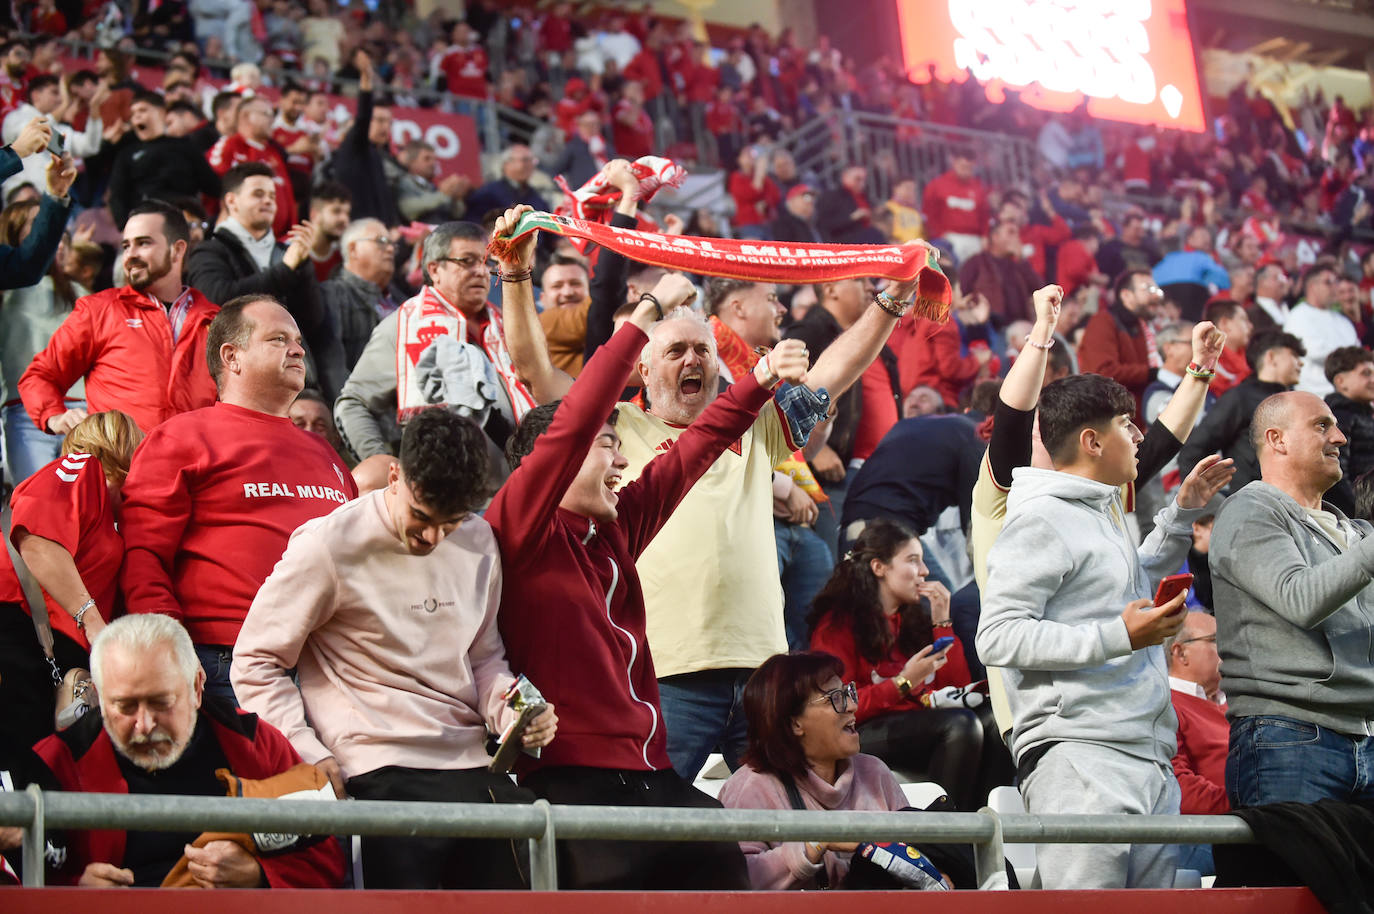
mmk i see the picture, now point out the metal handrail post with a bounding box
[22,784,43,888]
[529,798,557,891]
[974,806,1004,887]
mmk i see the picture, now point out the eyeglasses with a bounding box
[1178,635,1217,646]
[369,235,397,248]
[434,255,488,272]
[809,682,858,714]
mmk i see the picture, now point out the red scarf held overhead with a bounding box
[489,211,952,322]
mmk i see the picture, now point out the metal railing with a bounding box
[776,111,1040,204]
[0,785,1258,890]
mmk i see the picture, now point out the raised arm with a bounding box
[487,220,694,562]
[1155,320,1224,442]
[582,161,641,360]
[985,285,1061,487]
[804,248,936,397]
[496,203,574,403]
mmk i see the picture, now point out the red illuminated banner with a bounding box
[895,0,1207,132]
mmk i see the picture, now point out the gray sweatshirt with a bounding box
[1210,481,1374,736]
[977,467,1203,766]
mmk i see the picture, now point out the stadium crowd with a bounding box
[0,0,1372,898]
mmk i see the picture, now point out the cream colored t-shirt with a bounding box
[615,400,797,678]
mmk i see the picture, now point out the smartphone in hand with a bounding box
[931,635,955,653]
[1153,573,1193,609]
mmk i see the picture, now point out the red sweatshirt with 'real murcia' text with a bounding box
[120,401,357,646]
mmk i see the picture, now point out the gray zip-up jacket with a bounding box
[977,468,1203,766]
[1210,481,1374,735]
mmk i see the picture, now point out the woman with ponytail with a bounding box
[808,518,1011,810]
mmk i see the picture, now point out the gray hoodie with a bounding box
[977,467,1203,766]
[1210,481,1374,735]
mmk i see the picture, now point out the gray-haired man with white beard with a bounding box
[25,614,345,887]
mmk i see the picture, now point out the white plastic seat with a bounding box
[987,784,1037,888]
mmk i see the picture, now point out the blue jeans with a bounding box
[3,400,80,484]
[774,518,833,651]
[656,668,752,782]
[195,644,239,708]
[1226,714,1374,807]
[951,580,985,680]
[1176,842,1215,876]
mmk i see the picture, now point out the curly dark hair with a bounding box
[398,408,490,517]
[805,518,933,664]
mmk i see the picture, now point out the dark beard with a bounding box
[127,254,172,290]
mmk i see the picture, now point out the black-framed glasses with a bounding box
[810,682,858,714]
[434,255,487,271]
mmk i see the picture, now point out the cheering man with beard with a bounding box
[20,200,220,435]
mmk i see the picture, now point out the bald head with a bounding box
[1250,391,1300,458]
[1251,390,1347,505]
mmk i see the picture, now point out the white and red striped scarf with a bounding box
[394,285,536,423]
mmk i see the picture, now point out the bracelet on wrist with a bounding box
[932,619,953,628]
[894,675,913,697]
[74,598,96,631]
[756,351,780,389]
[498,268,532,283]
[639,292,664,321]
[1025,336,1055,351]
[1185,361,1216,381]
[872,291,910,319]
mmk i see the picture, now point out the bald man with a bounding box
[1210,390,1374,809]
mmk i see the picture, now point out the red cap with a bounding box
[786,183,815,201]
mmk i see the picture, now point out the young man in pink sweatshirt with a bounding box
[486,205,811,889]
[230,407,557,890]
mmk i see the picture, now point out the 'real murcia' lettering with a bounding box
[243,482,348,504]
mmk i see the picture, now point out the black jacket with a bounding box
[768,210,822,245]
[1325,392,1374,515]
[1177,375,1290,493]
[327,89,400,226]
[107,135,222,227]
[184,227,336,394]
[783,306,899,464]
[1215,799,1374,913]
[815,188,885,245]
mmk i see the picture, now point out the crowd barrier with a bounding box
[0,784,1260,890]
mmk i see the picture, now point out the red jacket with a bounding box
[921,170,989,238]
[1056,238,1098,297]
[810,610,972,725]
[894,317,983,406]
[206,134,298,238]
[120,402,357,646]
[33,701,346,887]
[1078,303,1153,412]
[1170,688,1230,814]
[729,171,780,227]
[487,324,773,775]
[19,285,219,435]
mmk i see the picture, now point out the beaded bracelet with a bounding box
[1026,336,1055,351]
[872,291,909,318]
[1185,361,1216,381]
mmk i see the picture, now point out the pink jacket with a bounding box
[717,754,909,889]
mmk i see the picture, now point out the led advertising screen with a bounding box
[895,0,1207,132]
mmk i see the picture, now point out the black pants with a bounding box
[0,601,88,770]
[523,766,750,890]
[859,704,1014,811]
[345,765,535,889]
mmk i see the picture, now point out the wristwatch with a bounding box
[894,675,913,697]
